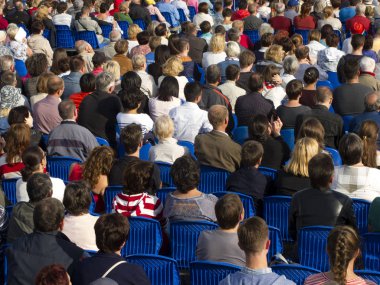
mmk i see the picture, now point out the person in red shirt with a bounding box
[294,3,316,30]
[231,0,250,21]
[233,20,255,50]
[69,73,96,111]
[269,3,292,34]
[346,3,371,33]
[0,9,8,30]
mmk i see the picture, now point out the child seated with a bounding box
[222,8,233,30]
[200,21,212,44]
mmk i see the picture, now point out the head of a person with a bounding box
[304,66,319,85]
[123,160,154,194]
[225,41,240,59]
[351,34,365,51]
[238,217,269,257]
[215,193,244,230]
[92,51,107,69]
[308,29,321,43]
[79,73,96,93]
[119,88,144,112]
[5,123,31,164]
[227,28,240,43]
[1,71,16,86]
[275,2,285,14]
[200,21,211,34]
[149,36,162,52]
[63,181,92,215]
[291,34,303,48]
[21,146,46,181]
[95,72,115,93]
[131,54,146,72]
[327,226,360,284]
[283,55,299,75]
[343,57,360,81]
[120,123,143,155]
[170,155,200,193]
[95,213,130,253]
[56,1,68,13]
[6,24,19,41]
[206,64,221,84]
[35,72,54,95]
[99,2,109,13]
[0,55,14,72]
[331,0,341,8]
[109,30,122,43]
[321,24,334,40]
[286,79,303,101]
[225,64,240,82]
[248,73,264,93]
[198,2,209,13]
[285,137,320,177]
[154,45,171,66]
[298,117,325,149]
[308,152,334,189]
[154,114,175,141]
[114,39,129,55]
[127,24,142,40]
[239,50,255,69]
[0,31,7,46]
[103,60,121,82]
[247,3,258,15]
[121,71,142,91]
[264,44,284,63]
[47,75,64,96]
[155,23,168,37]
[364,91,380,112]
[300,2,312,17]
[58,100,76,121]
[157,76,179,102]
[81,5,91,16]
[249,114,270,143]
[210,34,226,54]
[26,172,52,203]
[259,23,274,37]
[162,56,184,77]
[232,20,244,33]
[241,140,264,168]
[323,6,334,18]
[222,7,232,18]
[30,20,45,35]
[34,198,65,232]
[339,133,363,166]
[326,33,340,48]
[83,146,114,189]
[356,2,366,15]
[316,86,333,105]
[184,81,202,102]
[208,105,228,130]
[261,33,274,48]
[69,56,85,73]
[26,53,49,77]
[262,64,280,83]
[295,45,309,60]
[136,30,150,46]
[8,105,33,127]
[360,56,376,73]
[358,120,379,168]
[364,35,374,51]
[35,264,71,285]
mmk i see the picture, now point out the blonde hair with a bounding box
[210,34,226,53]
[31,0,41,8]
[154,115,174,140]
[264,44,284,63]
[132,54,146,70]
[103,60,121,82]
[323,6,334,18]
[119,2,129,12]
[127,24,142,40]
[35,6,49,21]
[232,20,244,31]
[162,56,184,76]
[284,137,319,177]
[6,23,19,40]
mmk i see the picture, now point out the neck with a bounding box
[128,150,139,158]
[317,102,330,108]
[303,83,315,90]
[246,253,268,270]
[214,126,226,132]
[240,67,251,72]
[126,108,138,114]
[286,99,300,106]
[220,223,239,233]
[299,58,309,64]
[350,162,364,167]
[347,77,359,84]
[345,258,357,280]
[352,49,363,55]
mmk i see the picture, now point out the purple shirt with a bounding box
[33,95,62,134]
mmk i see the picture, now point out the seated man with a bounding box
[236,50,255,93]
[73,213,150,284]
[289,153,356,241]
[220,217,295,284]
[359,56,380,91]
[74,6,106,44]
[196,194,245,266]
[6,198,86,284]
[7,173,52,243]
[195,105,241,173]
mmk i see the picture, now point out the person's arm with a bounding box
[172,6,180,21]
[95,22,102,35]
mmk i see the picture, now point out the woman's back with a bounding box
[275,169,311,196]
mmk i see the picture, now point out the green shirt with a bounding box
[114,12,133,24]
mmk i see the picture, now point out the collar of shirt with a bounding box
[226,57,239,61]
[63,119,77,123]
[184,101,200,109]
[214,130,229,136]
[241,267,272,275]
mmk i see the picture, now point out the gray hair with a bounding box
[283,55,299,75]
[275,3,285,13]
[314,1,325,13]
[0,55,14,71]
[132,54,146,70]
[226,41,240,58]
[364,91,380,112]
[75,40,90,53]
[360,56,376,73]
[110,30,122,42]
[96,72,115,91]
[259,23,274,37]
[356,3,366,15]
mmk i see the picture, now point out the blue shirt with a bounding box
[217,58,240,83]
[146,52,155,66]
[339,7,355,23]
[156,2,180,27]
[62,72,82,100]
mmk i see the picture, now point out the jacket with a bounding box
[359,73,380,91]
[185,34,208,64]
[129,2,151,24]
[27,34,53,66]
[6,202,34,243]
[235,92,274,126]
[62,72,83,100]
[112,54,133,76]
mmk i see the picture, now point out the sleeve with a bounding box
[200,114,213,134]
[95,22,102,35]
[173,6,180,21]
[85,133,100,157]
[289,196,298,241]
[195,232,205,260]
[131,264,152,285]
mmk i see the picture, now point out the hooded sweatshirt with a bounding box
[317,47,346,72]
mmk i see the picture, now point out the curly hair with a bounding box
[82,146,114,189]
[26,53,49,77]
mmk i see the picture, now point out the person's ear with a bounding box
[265,239,271,250]
[239,209,245,221]
[58,219,64,231]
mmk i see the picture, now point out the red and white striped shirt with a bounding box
[304,273,376,285]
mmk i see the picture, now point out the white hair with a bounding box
[356,3,366,15]
[0,31,6,43]
[259,23,274,37]
[360,56,376,73]
[226,41,240,58]
[275,3,285,13]
[283,55,300,75]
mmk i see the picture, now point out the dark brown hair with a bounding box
[358,120,379,168]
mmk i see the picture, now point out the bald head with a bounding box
[208,105,229,129]
[47,76,64,96]
[365,92,380,112]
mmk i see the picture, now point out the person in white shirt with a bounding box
[281,55,299,87]
[317,6,342,30]
[52,1,73,27]
[149,115,188,163]
[62,181,98,251]
[317,33,345,72]
[218,64,246,113]
[169,81,213,143]
[16,146,65,203]
[202,34,228,69]
[257,0,271,20]
[127,24,142,53]
[132,54,157,98]
[172,0,190,21]
[193,2,214,29]
[158,56,188,100]
[262,64,287,108]
[149,76,182,121]
[306,30,326,64]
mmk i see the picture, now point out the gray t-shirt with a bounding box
[196,229,246,266]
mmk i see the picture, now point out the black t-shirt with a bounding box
[274,169,311,196]
[276,105,311,129]
[332,83,372,116]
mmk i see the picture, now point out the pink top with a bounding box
[187,0,198,12]
[305,273,376,285]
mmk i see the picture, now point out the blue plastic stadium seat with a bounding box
[155,161,174,187]
[298,226,332,271]
[126,254,180,285]
[268,226,283,261]
[5,205,13,218]
[199,165,230,194]
[188,6,196,21]
[42,29,51,40]
[196,64,205,84]
[14,59,27,77]
[121,217,163,256]
[170,220,218,269]
[47,156,82,181]
[232,114,238,133]
[55,25,75,48]
[263,195,292,242]
[177,140,195,157]
[352,198,370,235]
[294,29,310,45]
[333,29,343,49]
[161,11,174,27]
[156,187,175,206]
[342,115,355,133]
[133,18,146,30]
[325,147,342,166]
[139,143,152,161]
[233,126,249,145]
[327,71,341,89]
[178,8,187,23]
[2,179,18,205]
[96,137,110,146]
[280,129,295,150]
[258,167,278,181]
[316,80,334,90]
[272,264,321,285]
[190,260,241,285]
[212,192,255,219]
[99,24,113,38]
[150,14,159,21]
[104,185,123,213]
[74,30,107,49]
[363,233,380,271]
[355,270,380,283]
[117,21,129,39]
[243,30,260,44]
[85,250,97,256]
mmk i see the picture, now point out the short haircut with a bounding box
[114,39,129,54]
[308,29,321,42]
[57,1,68,13]
[170,155,200,193]
[206,64,221,84]
[200,21,211,33]
[155,23,167,36]
[326,33,340,48]
[215,194,243,230]
[248,3,257,14]
[198,2,209,13]
[154,114,174,140]
[275,2,285,13]
[27,173,52,203]
[364,35,374,50]
[127,24,141,40]
[47,76,64,95]
[184,82,202,102]
[222,7,232,17]
[227,28,240,42]
[241,140,263,167]
[214,25,226,35]
[123,160,154,195]
[26,53,49,77]
[1,71,16,86]
[119,89,144,110]
[95,213,130,253]
[31,20,45,34]
[63,181,92,215]
[285,79,303,100]
[308,153,334,189]
[95,72,115,91]
[120,123,143,154]
[214,1,223,12]
[58,100,76,120]
[338,133,363,165]
[360,56,376,73]
[79,73,96,92]
[343,57,360,80]
[351,34,365,50]
[261,33,274,47]
[136,30,150,45]
[226,41,240,58]
[33,198,65,232]
[238,216,268,254]
[226,64,240,81]
[283,55,299,75]
[248,73,264,92]
[149,36,162,51]
[238,0,248,9]
[35,264,70,285]
[316,86,333,104]
[92,51,107,68]
[208,105,228,128]
[295,45,309,60]
[239,50,255,68]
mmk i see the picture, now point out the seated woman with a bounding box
[201,34,227,69]
[358,120,380,168]
[256,44,285,74]
[158,56,188,100]
[149,115,187,164]
[247,114,290,170]
[275,137,319,196]
[297,117,325,150]
[96,3,123,36]
[163,155,218,222]
[261,64,286,108]
[281,55,299,87]
[300,67,319,108]
[113,2,133,23]
[6,24,32,62]
[69,146,114,213]
[62,181,98,251]
[294,3,316,30]
[16,146,65,202]
[305,226,376,285]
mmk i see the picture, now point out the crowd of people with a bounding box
[0,0,379,283]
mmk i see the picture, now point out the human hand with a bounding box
[271,118,283,137]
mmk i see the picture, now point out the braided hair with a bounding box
[327,226,360,285]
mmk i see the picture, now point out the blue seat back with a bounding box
[117,21,130,39]
[316,80,333,90]
[178,8,187,23]
[161,11,174,27]
[190,261,241,285]
[243,30,260,44]
[126,254,180,285]
[355,270,380,283]
[268,226,283,261]
[139,143,152,161]
[199,165,230,194]
[155,162,174,187]
[99,24,113,38]
[258,167,278,181]
[150,14,159,21]
[74,30,100,49]
[280,129,295,150]
[14,59,27,77]
[5,205,13,218]
[363,233,380,271]
[294,29,310,45]
[42,29,51,40]
[170,220,218,269]
[298,226,332,271]
[352,198,370,235]
[272,264,321,285]
[104,185,123,213]
[196,64,205,84]
[85,250,98,256]
[232,114,238,133]
[325,147,342,166]
[232,126,249,145]
[156,187,175,206]
[177,141,195,157]
[342,115,354,133]
[47,156,82,181]
[327,71,341,89]
[121,217,163,256]
[263,195,292,242]
[96,137,110,146]
[333,29,343,49]
[188,6,196,21]
[133,18,146,30]
[213,192,255,219]
[2,179,18,205]
[55,25,75,48]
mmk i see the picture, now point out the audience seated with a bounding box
[318,6,342,30]
[359,56,380,91]
[7,24,32,62]
[281,55,299,87]
[62,181,98,251]
[289,153,356,241]
[294,3,316,29]
[261,64,286,108]
[69,73,96,110]
[52,1,73,27]
[133,54,157,98]
[306,30,326,64]
[358,120,380,168]
[75,40,94,73]
[294,45,328,82]
[317,33,345,72]
[8,172,52,243]
[24,53,49,98]
[30,72,54,110]
[236,50,255,93]
[193,2,213,29]
[75,6,106,44]
[256,44,284,73]
[101,30,121,60]
[269,3,292,33]
[217,41,240,83]
[27,20,53,66]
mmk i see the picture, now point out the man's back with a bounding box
[199,84,228,110]
[34,95,62,134]
[62,72,82,100]
[220,268,295,285]
[186,34,208,64]
[332,83,372,115]
[243,15,263,30]
[235,92,273,126]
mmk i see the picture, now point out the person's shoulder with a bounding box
[50,177,66,186]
